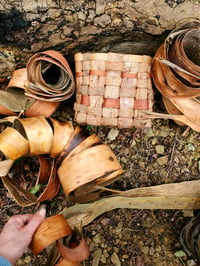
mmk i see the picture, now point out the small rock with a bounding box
[94,14,111,27]
[77,11,86,20]
[107,128,119,141]
[155,245,162,252]
[141,246,149,255]
[139,161,145,168]
[120,157,127,164]
[96,0,106,15]
[159,126,171,137]
[124,148,130,155]
[100,218,111,225]
[146,128,154,137]
[24,164,30,171]
[149,246,155,255]
[103,249,109,258]
[111,252,121,266]
[155,145,165,154]
[93,234,102,244]
[130,139,136,147]
[92,249,102,266]
[117,221,123,228]
[100,253,107,264]
[186,259,197,266]
[187,143,195,151]
[152,137,158,145]
[156,155,168,165]
[24,256,31,264]
[182,210,194,217]
[89,241,96,251]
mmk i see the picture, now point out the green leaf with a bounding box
[174,250,187,258]
[50,201,56,207]
[29,184,42,195]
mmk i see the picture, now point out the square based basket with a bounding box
[73,52,154,128]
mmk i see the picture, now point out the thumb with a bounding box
[25,207,46,236]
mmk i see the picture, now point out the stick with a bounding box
[62,195,200,229]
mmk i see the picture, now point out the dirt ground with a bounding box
[0,89,200,266]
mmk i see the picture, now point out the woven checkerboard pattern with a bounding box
[73,52,154,128]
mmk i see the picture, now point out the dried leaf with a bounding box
[0,89,34,112]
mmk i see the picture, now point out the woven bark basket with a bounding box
[73,52,154,128]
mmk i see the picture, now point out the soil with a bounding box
[0,88,200,266]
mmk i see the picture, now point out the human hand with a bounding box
[0,207,46,265]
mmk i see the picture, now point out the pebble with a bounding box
[120,157,127,164]
[17,256,31,265]
[94,14,111,27]
[103,249,109,258]
[152,137,158,145]
[100,218,111,225]
[155,145,165,154]
[89,241,97,251]
[149,246,155,255]
[156,155,168,165]
[93,234,102,244]
[159,126,171,137]
[107,128,119,141]
[146,128,154,138]
[187,143,195,151]
[186,259,197,266]
[92,249,102,266]
[141,246,149,254]
[100,253,107,263]
[130,139,136,147]
[111,252,121,266]
[24,164,30,171]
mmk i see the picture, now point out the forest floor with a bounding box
[0,89,200,266]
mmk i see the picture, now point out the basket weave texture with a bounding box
[74,52,154,128]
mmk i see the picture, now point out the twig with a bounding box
[165,140,176,179]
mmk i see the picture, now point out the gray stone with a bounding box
[111,252,121,266]
[94,14,111,27]
[107,128,119,141]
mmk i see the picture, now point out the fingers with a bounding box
[3,214,33,231]
[24,207,46,237]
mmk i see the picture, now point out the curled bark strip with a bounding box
[0,116,123,206]
[14,116,54,155]
[150,19,200,131]
[24,99,59,118]
[179,212,200,261]
[0,49,75,117]
[49,118,74,158]
[30,214,89,266]
[3,68,59,117]
[30,214,72,255]
[58,144,123,202]
[0,159,14,177]
[25,50,75,102]
[1,156,60,206]
[0,126,29,160]
[56,237,90,264]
